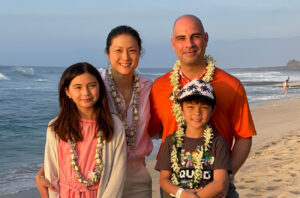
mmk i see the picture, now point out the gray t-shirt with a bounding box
[155,133,231,189]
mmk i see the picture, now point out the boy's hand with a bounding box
[213,191,226,198]
[194,187,203,192]
[194,185,227,198]
[181,189,199,198]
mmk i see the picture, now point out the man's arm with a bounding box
[231,137,252,175]
[148,83,163,139]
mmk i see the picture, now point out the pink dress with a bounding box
[58,118,99,198]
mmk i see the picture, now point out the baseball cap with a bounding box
[177,79,216,106]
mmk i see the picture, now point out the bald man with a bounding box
[150,14,256,197]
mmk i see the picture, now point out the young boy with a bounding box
[155,79,232,198]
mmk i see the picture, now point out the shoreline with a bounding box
[271,81,300,88]
[0,189,39,198]
[2,97,300,198]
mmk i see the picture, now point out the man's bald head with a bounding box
[173,14,205,36]
[171,14,208,68]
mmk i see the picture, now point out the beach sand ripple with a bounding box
[235,130,300,198]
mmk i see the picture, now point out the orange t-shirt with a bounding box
[149,67,256,154]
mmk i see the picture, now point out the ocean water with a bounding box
[0,65,300,195]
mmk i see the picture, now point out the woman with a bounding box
[102,25,153,197]
[35,26,153,198]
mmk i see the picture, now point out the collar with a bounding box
[178,66,207,83]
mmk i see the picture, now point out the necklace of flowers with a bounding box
[106,68,139,149]
[169,55,215,188]
[170,125,214,189]
[68,132,104,187]
[169,55,215,141]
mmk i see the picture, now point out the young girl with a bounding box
[102,25,153,198]
[44,62,126,198]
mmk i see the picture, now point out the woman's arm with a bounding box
[196,169,229,198]
[35,165,57,198]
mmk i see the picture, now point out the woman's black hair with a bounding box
[105,25,143,55]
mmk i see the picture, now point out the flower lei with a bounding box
[68,132,104,187]
[171,125,214,189]
[106,68,139,149]
[169,55,215,131]
[169,55,216,188]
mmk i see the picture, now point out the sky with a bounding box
[1,0,300,68]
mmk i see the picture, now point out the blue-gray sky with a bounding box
[1,0,300,68]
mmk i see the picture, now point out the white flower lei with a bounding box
[169,55,216,188]
[68,132,104,187]
[106,68,139,149]
[170,125,214,189]
[169,55,215,133]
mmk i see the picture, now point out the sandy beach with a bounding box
[2,97,300,198]
[147,97,300,198]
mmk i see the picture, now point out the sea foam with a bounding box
[35,78,48,82]
[14,67,35,77]
[0,73,9,80]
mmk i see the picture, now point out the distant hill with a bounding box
[140,36,300,68]
[227,59,300,71]
[207,36,300,68]
[287,59,300,69]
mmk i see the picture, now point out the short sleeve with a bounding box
[155,135,172,171]
[213,135,232,172]
[231,83,256,139]
[148,81,163,138]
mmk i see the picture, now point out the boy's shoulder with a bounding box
[213,133,227,143]
[211,133,230,151]
[164,133,176,144]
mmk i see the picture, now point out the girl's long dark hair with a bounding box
[51,62,113,142]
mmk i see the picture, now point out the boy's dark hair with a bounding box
[179,94,216,110]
